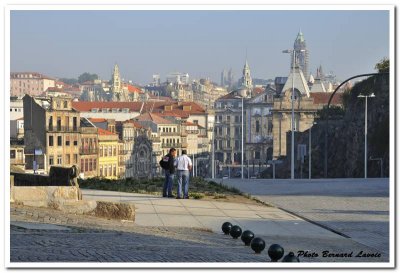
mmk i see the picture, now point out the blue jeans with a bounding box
[163,170,174,197]
[177,170,190,198]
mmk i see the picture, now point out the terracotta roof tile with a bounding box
[135,112,174,124]
[310,92,343,105]
[98,127,117,135]
[127,84,143,93]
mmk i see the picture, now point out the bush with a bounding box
[189,193,205,199]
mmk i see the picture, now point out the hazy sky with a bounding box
[10,10,389,85]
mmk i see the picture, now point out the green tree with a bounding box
[59,78,78,85]
[375,58,389,73]
[78,72,99,84]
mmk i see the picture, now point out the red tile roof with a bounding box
[135,112,173,124]
[98,127,117,136]
[72,101,206,115]
[127,85,143,94]
[310,92,343,105]
[183,121,197,126]
[123,119,145,129]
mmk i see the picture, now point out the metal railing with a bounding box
[79,148,98,155]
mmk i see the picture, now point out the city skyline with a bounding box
[11,9,389,85]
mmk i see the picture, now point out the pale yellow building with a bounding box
[98,127,120,179]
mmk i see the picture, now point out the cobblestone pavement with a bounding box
[10,204,389,264]
[218,178,390,255]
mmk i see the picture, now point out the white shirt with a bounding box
[176,154,193,171]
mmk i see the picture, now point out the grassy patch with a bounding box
[79,176,244,200]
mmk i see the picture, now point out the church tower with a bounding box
[293,30,310,80]
[240,59,253,90]
[111,63,123,101]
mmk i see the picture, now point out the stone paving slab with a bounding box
[219,178,390,255]
[9,204,390,263]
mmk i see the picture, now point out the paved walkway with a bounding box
[81,189,340,239]
[9,185,390,263]
[218,178,390,255]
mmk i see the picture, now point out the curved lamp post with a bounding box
[323,72,388,178]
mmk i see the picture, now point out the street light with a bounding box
[358,93,375,179]
[282,48,305,179]
[235,95,245,180]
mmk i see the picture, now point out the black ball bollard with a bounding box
[241,230,255,246]
[268,244,285,262]
[229,225,242,239]
[250,237,266,254]
[282,252,300,262]
[221,222,232,235]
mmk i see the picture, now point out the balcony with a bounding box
[186,130,199,134]
[79,148,98,155]
[47,126,79,133]
[160,132,180,136]
[161,143,188,149]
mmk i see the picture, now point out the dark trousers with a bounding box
[163,170,174,197]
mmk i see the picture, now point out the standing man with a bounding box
[160,148,177,198]
[176,150,193,199]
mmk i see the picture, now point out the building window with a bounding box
[100,146,103,157]
[10,150,16,158]
[113,146,116,156]
[48,116,53,130]
[235,116,239,123]
[74,140,78,146]
[85,159,89,172]
[73,117,77,131]
[227,116,231,123]
[57,136,62,146]
[81,159,85,172]
[66,136,70,146]
[108,165,112,177]
[57,117,61,131]
[57,155,62,165]
[89,159,93,171]
[49,156,54,166]
[113,164,116,176]
[66,154,70,165]
[49,136,54,146]
[65,116,70,131]
[100,165,103,176]
[63,101,68,108]
[256,120,260,133]
[255,151,261,160]
[93,160,96,171]
[74,154,78,164]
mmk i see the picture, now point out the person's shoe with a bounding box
[184,196,190,199]
[162,194,167,198]
[168,195,175,198]
[176,196,182,199]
